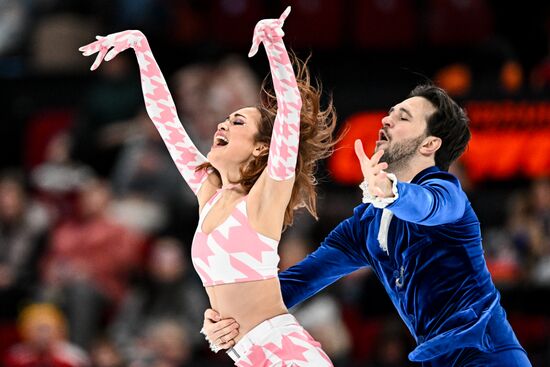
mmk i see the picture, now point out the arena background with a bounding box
[0,1,549,366]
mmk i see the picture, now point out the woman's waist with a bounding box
[206,278,288,341]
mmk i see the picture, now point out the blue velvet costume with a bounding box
[279,166,531,366]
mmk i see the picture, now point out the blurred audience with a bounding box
[0,172,50,320]
[71,53,142,176]
[527,178,550,285]
[88,338,125,367]
[40,179,146,348]
[129,320,198,367]
[109,109,186,237]
[31,131,95,221]
[172,56,259,154]
[3,303,89,367]
[0,0,29,57]
[110,237,207,360]
[366,319,415,367]
[484,177,550,287]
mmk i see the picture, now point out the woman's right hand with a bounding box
[202,308,240,351]
[79,30,146,71]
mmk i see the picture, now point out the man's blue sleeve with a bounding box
[279,212,369,308]
[388,175,467,226]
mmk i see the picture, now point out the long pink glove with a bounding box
[79,31,209,195]
[250,7,303,181]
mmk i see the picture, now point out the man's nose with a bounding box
[382,115,392,127]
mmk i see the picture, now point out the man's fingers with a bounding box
[354,139,371,177]
[371,162,388,176]
[216,328,239,348]
[211,321,239,343]
[370,149,385,165]
[204,308,221,322]
[354,139,368,161]
[219,339,235,349]
[217,319,238,332]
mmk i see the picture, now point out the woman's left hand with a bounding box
[249,6,291,57]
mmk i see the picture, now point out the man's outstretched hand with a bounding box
[202,309,240,351]
[354,139,393,198]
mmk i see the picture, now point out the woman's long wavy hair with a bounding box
[198,53,338,230]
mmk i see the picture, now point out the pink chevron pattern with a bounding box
[234,315,333,367]
[249,7,302,181]
[191,191,280,286]
[79,30,209,195]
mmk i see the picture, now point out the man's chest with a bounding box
[365,210,430,267]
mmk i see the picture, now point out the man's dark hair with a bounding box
[409,84,470,171]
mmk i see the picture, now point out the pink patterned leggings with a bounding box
[227,314,333,367]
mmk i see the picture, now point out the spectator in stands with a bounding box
[88,338,124,367]
[0,172,50,320]
[130,320,200,367]
[71,52,142,176]
[41,178,145,348]
[527,177,550,285]
[3,303,89,367]
[172,57,259,154]
[110,237,207,359]
[109,108,188,237]
[31,131,95,221]
[367,320,414,367]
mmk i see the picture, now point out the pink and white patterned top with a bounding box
[191,190,279,286]
[80,7,301,286]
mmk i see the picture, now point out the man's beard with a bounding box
[378,134,426,172]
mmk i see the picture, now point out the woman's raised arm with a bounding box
[249,7,302,182]
[80,30,209,195]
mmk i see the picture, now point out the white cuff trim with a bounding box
[359,173,399,208]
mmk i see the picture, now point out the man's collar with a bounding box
[410,166,440,184]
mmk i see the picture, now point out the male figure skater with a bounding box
[203,85,531,366]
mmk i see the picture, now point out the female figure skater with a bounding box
[80,7,335,366]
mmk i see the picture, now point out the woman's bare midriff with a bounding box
[205,277,288,343]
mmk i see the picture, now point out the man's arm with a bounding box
[388,175,467,226]
[353,139,467,226]
[280,211,369,308]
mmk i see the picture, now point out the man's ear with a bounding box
[253,143,268,157]
[419,136,442,156]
